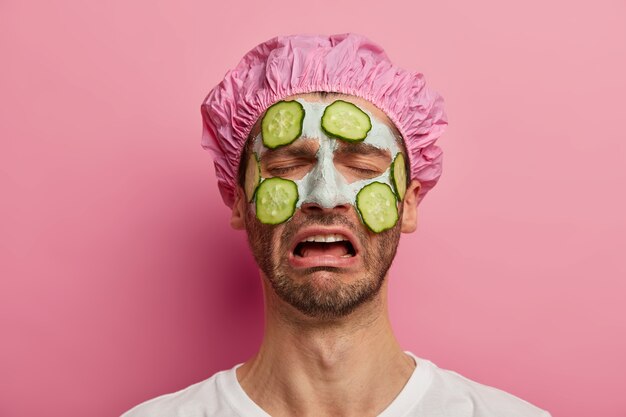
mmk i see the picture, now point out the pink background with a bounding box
[1,0,625,416]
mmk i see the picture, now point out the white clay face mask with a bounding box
[246,97,408,233]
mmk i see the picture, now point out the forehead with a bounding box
[248,92,403,143]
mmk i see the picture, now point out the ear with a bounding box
[230,187,247,230]
[400,180,421,233]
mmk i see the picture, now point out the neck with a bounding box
[236,273,416,417]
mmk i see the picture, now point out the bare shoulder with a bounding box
[426,362,551,417]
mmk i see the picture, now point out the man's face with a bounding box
[239,94,409,320]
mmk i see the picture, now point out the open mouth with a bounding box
[293,234,357,258]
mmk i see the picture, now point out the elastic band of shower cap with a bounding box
[200,33,448,208]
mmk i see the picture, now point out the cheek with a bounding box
[245,205,273,241]
[246,203,293,246]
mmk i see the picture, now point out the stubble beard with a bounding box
[244,206,402,320]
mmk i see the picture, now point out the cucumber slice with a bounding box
[255,177,299,224]
[244,152,261,202]
[261,100,305,149]
[391,153,407,201]
[321,100,372,142]
[356,182,398,233]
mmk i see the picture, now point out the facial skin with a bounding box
[231,93,421,321]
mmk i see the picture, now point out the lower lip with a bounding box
[288,253,360,269]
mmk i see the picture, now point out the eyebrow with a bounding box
[262,140,319,160]
[334,142,391,160]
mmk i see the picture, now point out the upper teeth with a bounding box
[302,234,348,243]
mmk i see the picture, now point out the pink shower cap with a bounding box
[201,33,448,208]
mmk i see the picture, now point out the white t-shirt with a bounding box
[121,351,551,417]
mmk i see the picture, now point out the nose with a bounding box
[299,165,352,210]
[300,199,351,215]
[298,136,353,211]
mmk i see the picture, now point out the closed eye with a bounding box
[333,143,391,181]
[267,164,308,175]
[261,139,319,179]
[348,166,380,176]
[264,157,316,178]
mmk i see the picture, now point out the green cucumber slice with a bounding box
[356,182,398,233]
[391,153,407,201]
[321,100,372,142]
[255,177,299,224]
[261,100,305,149]
[244,152,261,202]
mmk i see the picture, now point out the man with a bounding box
[122,33,551,417]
